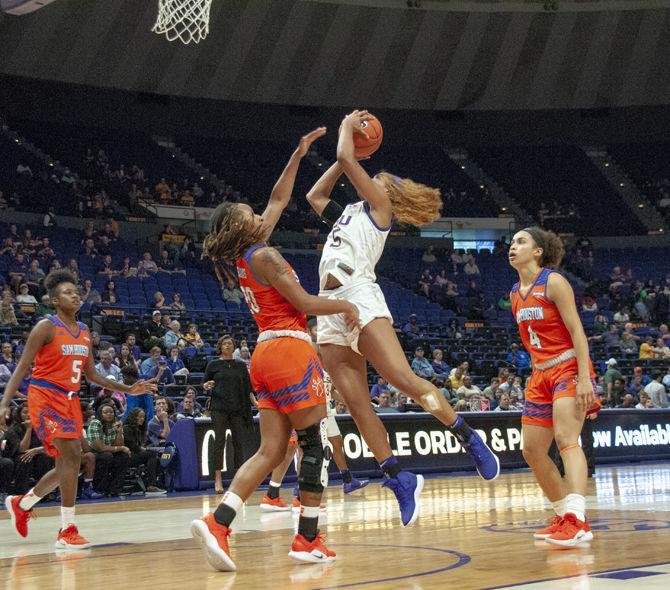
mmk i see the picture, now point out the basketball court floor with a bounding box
[1,462,669,589]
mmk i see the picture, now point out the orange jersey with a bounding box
[510,268,574,366]
[31,315,91,392]
[236,244,307,334]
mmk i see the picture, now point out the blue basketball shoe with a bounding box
[463,430,500,481]
[382,471,424,527]
[343,478,369,495]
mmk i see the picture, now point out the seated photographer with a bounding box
[122,409,166,494]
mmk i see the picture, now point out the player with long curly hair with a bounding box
[509,227,599,547]
[305,110,500,528]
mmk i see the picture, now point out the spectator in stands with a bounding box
[613,306,630,324]
[147,397,174,447]
[632,366,651,387]
[507,343,531,377]
[636,392,654,409]
[589,323,621,354]
[80,279,101,305]
[402,314,421,343]
[97,254,114,276]
[498,292,512,312]
[653,337,670,359]
[158,249,176,272]
[620,332,639,355]
[609,378,627,408]
[593,315,608,334]
[142,310,167,351]
[163,320,185,350]
[122,409,165,494]
[628,374,644,398]
[233,338,249,361]
[15,283,37,305]
[66,259,79,283]
[166,346,189,377]
[175,394,202,419]
[335,400,349,414]
[443,281,459,311]
[421,247,437,264]
[88,403,131,497]
[137,252,159,278]
[617,394,636,409]
[184,323,204,348]
[463,258,480,277]
[449,363,466,389]
[433,269,449,290]
[499,374,523,402]
[369,376,389,403]
[1,342,16,371]
[658,324,670,346]
[119,256,137,278]
[645,372,668,408]
[25,259,45,289]
[116,343,139,372]
[170,292,186,313]
[482,377,500,403]
[101,280,117,303]
[177,386,203,413]
[581,295,598,313]
[140,346,163,377]
[95,349,121,383]
[35,294,53,317]
[494,393,515,412]
[223,279,244,306]
[431,349,450,380]
[153,291,167,310]
[0,291,18,326]
[148,356,175,386]
[411,346,434,379]
[8,253,28,290]
[238,347,251,370]
[5,404,54,495]
[92,378,125,416]
[457,376,482,400]
[202,335,254,494]
[603,358,624,404]
[639,336,655,359]
[375,391,399,413]
[125,333,141,360]
[418,269,433,297]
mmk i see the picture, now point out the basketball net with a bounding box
[152,0,213,45]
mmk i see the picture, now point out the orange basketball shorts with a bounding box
[27,383,83,457]
[250,337,327,415]
[522,358,600,428]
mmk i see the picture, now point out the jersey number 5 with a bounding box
[241,286,260,314]
[71,359,83,384]
[528,326,542,349]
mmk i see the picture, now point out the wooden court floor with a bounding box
[2,463,670,590]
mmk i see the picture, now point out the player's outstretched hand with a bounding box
[129,380,159,395]
[340,110,372,139]
[343,302,361,331]
[296,127,327,158]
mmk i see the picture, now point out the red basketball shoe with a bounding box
[191,513,236,571]
[545,513,593,547]
[289,532,336,564]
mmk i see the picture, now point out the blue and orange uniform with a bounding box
[27,315,90,456]
[236,244,326,415]
[511,268,598,428]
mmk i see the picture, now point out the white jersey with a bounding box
[319,201,392,291]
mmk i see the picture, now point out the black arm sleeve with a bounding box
[320,200,344,227]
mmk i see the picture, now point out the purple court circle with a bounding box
[313,542,471,589]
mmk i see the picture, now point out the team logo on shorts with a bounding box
[312,378,326,398]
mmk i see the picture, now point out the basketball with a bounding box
[353,115,383,158]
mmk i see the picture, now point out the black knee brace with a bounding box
[297,418,333,494]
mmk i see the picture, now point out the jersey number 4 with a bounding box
[241,286,260,314]
[528,326,542,349]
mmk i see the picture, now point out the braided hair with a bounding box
[202,203,267,263]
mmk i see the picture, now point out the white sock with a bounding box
[18,489,42,511]
[61,506,76,530]
[84,478,93,483]
[565,493,586,522]
[300,505,320,519]
[221,491,243,512]
[551,497,567,517]
[269,481,281,488]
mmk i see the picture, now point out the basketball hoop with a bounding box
[152,0,213,45]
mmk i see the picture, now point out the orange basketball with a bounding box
[353,115,383,158]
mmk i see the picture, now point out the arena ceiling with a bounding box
[1,0,670,111]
